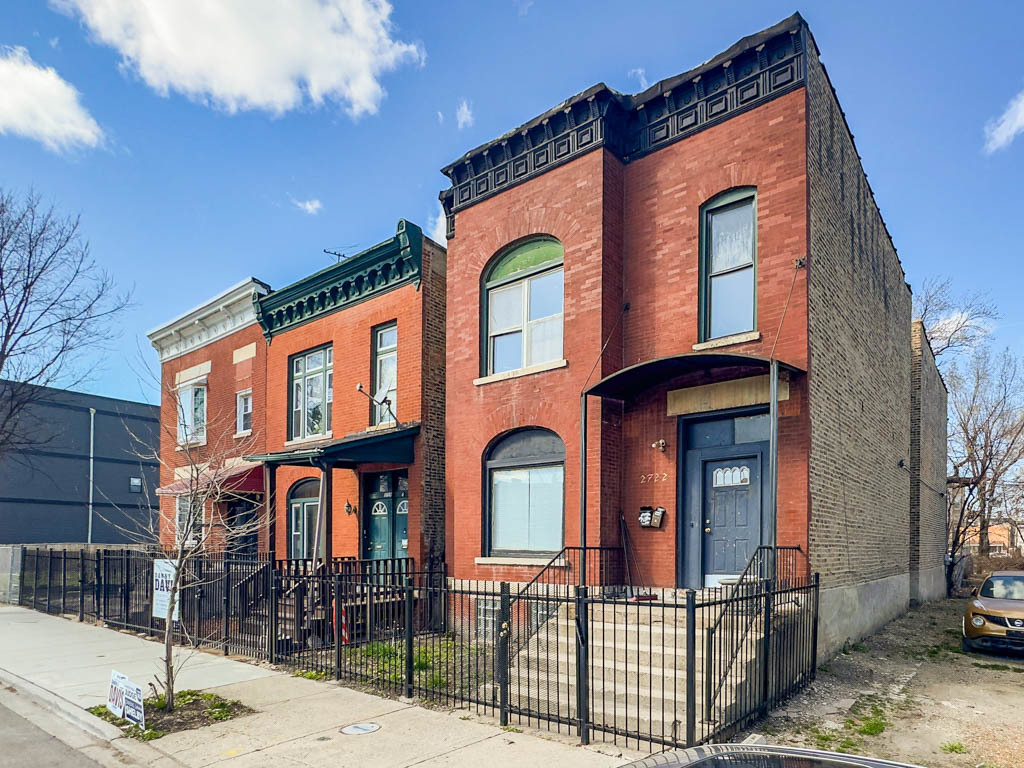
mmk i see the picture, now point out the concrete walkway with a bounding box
[0,606,637,767]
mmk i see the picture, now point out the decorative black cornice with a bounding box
[255,220,423,340]
[438,14,808,239]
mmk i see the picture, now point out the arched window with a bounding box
[699,188,757,341]
[485,428,565,555]
[484,238,564,375]
[287,478,323,559]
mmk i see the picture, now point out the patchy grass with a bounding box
[87,690,251,741]
[972,662,1024,673]
[856,705,887,736]
[940,742,968,754]
[293,669,329,680]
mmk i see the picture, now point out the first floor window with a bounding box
[287,478,323,559]
[176,383,206,445]
[290,346,332,440]
[175,496,200,546]
[701,188,757,340]
[236,390,253,433]
[485,427,565,555]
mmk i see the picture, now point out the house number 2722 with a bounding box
[639,473,668,483]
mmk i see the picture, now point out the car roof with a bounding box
[987,570,1024,577]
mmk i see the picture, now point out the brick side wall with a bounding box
[420,239,448,564]
[805,41,913,590]
[157,323,268,549]
[910,320,947,600]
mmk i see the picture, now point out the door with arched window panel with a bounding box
[363,471,409,560]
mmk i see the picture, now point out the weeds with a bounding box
[940,742,967,754]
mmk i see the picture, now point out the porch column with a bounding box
[265,462,277,556]
[322,464,333,562]
[579,393,588,583]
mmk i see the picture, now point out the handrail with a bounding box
[704,545,807,718]
[510,547,570,605]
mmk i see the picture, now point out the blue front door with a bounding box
[680,411,770,589]
[364,471,409,560]
[702,456,761,581]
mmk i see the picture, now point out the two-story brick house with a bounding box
[438,13,946,653]
[149,221,446,568]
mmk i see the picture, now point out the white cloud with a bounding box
[984,86,1024,154]
[291,197,323,215]
[628,67,649,90]
[51,0,424,118]
[0,46,103,152]
[456,98,473,130]
[515,0,534,16]
[427,202,447,244]
[49,36,60,49]
[436,110,443,124]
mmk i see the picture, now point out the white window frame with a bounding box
[175,379,207,446]
[486,266,563,375]
[235,389,253,435]
[290,346,333,441]
[372,324,398,425]
[175,496,200,547]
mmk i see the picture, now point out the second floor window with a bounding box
[290,346,332,440]
[236,390,252,434]
[176,382,206,445]
[372,324,397,425]
[701,188,757,341]
[485,238,564,375]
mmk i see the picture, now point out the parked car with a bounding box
[619,744,924,767]
[962,570,1024,653]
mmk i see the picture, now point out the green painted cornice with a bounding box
[255,220,423,339]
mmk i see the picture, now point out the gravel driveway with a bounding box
[739,598,1024,768]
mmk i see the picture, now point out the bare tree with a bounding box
[0,189,130,458]
[945,347,1024,593]
[110,380,268,712]
[913,276,999,363]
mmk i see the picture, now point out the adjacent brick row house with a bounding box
[148,221,447,567]
[149,13,946,654]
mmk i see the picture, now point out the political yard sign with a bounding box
[106,670,145,728]
[153,558,179,622]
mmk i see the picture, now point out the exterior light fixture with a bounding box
[651,439,666,452]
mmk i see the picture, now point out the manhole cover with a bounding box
[340,722,381,735]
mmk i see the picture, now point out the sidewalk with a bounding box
[0,605,636,767]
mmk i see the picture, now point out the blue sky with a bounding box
[2,1,1022,404]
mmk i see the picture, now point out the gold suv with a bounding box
[962,570,1024,653]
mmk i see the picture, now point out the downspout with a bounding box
[579,393,588,584]
[768,360,779,553]
[87,407,96,544]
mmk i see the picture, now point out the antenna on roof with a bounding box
[324,248,346,263]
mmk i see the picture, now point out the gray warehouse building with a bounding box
[0,382,159,544]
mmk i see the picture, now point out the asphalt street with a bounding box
[0,700,101,767]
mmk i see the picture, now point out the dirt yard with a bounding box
[739,598,1024,768]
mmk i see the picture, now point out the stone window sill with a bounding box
[283,432,333,447]
[233,430,252,439]
[473,359,568,387]
[692,331,761,351]
[474,556,566,568]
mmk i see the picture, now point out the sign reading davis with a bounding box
[153,559,178,622]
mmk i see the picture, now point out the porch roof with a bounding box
[156,462,263,496]
[585,353,804,401]
[244,422,420,468]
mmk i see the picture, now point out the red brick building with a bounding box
[149,221,446,567]
[438,14,946,652]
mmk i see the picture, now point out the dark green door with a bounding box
[364,471,409,560]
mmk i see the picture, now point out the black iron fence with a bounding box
[18,546,818,752]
